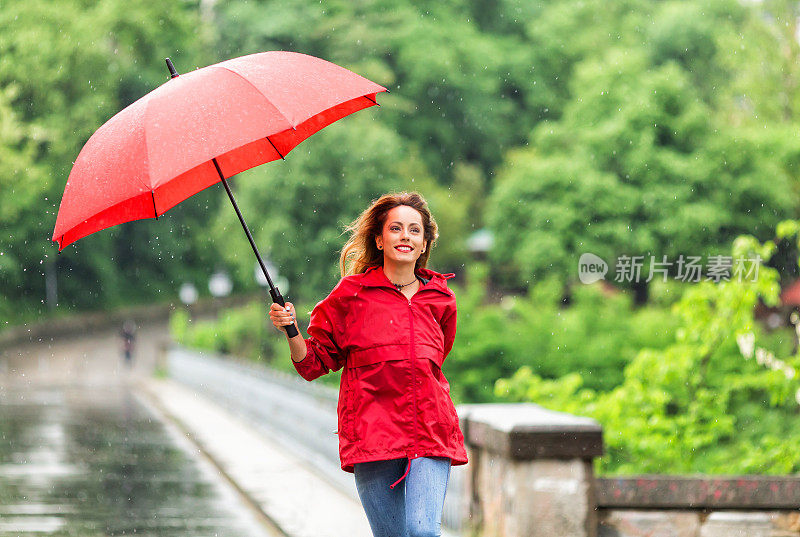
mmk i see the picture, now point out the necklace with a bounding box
[392,278,417,291]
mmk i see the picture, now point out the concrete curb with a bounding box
[137,376,373,537]
[136,377,289,537]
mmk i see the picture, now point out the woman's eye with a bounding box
[390,226,400,231]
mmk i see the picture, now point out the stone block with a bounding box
[459,403,603,460]
[772,511,800,533]
[598,509,700,537]
[471,451,596,537]
[700,512,773,537]
[460,403,605,537]
[597,476,800,509]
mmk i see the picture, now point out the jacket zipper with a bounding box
[389,294,418,491]
[390,283,429,461]
[408,297,418,460]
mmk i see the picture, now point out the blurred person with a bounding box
[120,320,136,368]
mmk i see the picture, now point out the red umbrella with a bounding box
[52,51,386,337]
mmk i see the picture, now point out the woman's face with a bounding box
[376,205,426,266]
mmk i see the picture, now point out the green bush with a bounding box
[496,224,800,475]
[168,300,342,387]
[169,302,276,363]
[444,264,679,403]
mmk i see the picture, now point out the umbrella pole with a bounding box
[212,158,299,338]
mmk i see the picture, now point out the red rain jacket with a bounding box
[293,265,468,476]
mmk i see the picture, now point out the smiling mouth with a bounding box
[395,245,413,252]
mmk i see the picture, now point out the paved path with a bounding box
[0,320,282,537]
[139,376,373,537]
[0,320,374,537]
[0,319,462,537]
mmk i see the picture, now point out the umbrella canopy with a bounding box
[52,51,386,249]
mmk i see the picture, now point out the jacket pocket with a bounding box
[344,346,408,443]
[416,344,446,374]
[416,344,459,439]
[338,375,356,443]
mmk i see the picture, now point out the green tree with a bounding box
[0,83,48,321]
[716,0,800,123]
[214,0,548,181]
[487,48,793,296]
[0,0,212,315]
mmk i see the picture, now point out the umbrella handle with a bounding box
[270,287,299,339]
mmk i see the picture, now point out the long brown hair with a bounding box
[340,192,439,277]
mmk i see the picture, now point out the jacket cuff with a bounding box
[291,339,316,379]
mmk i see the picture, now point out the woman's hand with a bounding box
[268,302,307,362]
[269,302,298,331]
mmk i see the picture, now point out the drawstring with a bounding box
[389,459,411,489]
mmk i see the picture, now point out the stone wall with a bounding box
[458,403,800,537]
[598,510,800,537]
[458,403,603,537]
[596,476,800,537]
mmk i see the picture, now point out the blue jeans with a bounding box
[354,457,451,537]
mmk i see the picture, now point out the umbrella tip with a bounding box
[165,58,179,79]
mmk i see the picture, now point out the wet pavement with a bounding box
[0,382,280,537]
[0,319,456,537]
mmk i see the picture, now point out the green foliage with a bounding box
[496,224,800,475]
[214,0,546,179]
[487,44,793,289]
[3,0,800,326]
[0,0,216,318]
[170,302,274,363]
[0,83,48,322]
[715,0,800,124]
[445,263,679,403]
[169,300,343,387]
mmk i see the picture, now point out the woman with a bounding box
[269,191,467,537]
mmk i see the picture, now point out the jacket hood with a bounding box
[358,265,455,295]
